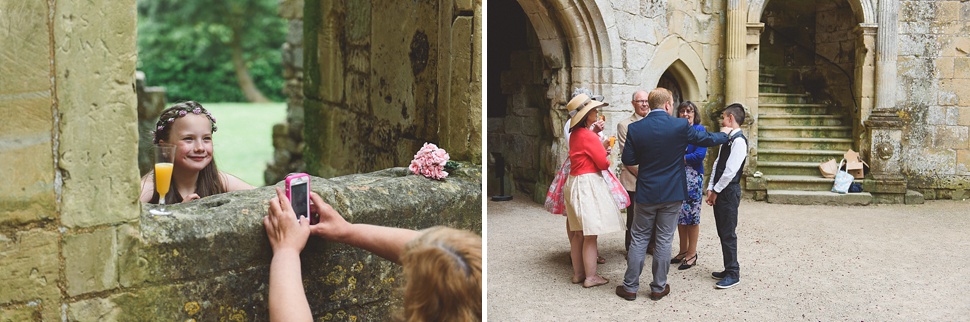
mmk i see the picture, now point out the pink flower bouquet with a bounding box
[409,143,450,180]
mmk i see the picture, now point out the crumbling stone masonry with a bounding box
[304,0,483,178]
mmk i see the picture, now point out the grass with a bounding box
[204,102,287,187]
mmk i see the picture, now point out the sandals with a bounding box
[670,251,688,264]
[582,276,610,288]
[571,275,585,284]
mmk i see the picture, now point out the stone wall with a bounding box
[897,0,970,199]
[0,0,140,319]
[75,166,480,321]
[264,0,308,184]
[303,0,482,178]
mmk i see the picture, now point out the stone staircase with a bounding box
[756,70,870,205]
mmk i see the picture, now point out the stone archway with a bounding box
[643,36,709,103]
[488,0,614,201]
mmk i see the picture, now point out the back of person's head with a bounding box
[400,227,482,321]
[647,88,672,110]
[724,103,746,125]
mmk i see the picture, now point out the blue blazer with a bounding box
[621,110,728,204]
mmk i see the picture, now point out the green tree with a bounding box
[137,0,285,102]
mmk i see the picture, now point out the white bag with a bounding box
[831,159,853,194]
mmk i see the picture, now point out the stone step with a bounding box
[766,189,872,205]
[759,83,789,93]
[759,93,811,104]
[758,161,825,176]
[759,73,776,83]
[758,114,846,126]
[758,148,846,162]
[759,103,829,115]
[762,175,862,191]
[758,137,854,150]
[759,125,853,139]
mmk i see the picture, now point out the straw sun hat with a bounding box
[566,93,609,128]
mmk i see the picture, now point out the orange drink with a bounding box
[609,136,616,148]
[154,162,174,197]
[150,144,176,215]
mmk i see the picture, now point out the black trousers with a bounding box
[713,182,741,278]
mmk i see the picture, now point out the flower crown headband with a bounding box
[151,101,218,144]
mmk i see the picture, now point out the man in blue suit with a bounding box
[615,88,731,301]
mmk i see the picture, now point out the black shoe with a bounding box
[670,252,687,264]
[712,271,727,279]
[677,254,697,270]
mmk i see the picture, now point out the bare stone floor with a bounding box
[486,196,970,320]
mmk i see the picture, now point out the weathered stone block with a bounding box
[55,0,140,228]
[959,107,970,126]
[957,149,970,175]
[0,137,56,226]
[278,0,304,19]
[0,1,51,94]
[455,0,472,12]
[0,229,60,303]
[935,125,969,149]
[0,304,40,321]
[64,228,119,296]
[905,190,925,204]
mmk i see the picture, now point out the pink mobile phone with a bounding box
[284,173,316,224]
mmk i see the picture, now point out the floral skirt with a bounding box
[679,165,702,226]
[564,172,626,235]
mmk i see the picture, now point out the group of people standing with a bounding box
[549,87,749,301]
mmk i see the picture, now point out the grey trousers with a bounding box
[622,201,680,293]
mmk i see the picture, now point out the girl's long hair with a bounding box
[399,227,482,321]
[148,101,225,204]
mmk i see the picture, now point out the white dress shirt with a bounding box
[707,128,747,193]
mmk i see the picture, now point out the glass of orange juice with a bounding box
[150,144,176,215]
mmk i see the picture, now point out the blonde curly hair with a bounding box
[399,227,482,321]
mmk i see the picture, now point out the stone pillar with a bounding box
[725,0,747,105]
[264,0,306,185]
[874,0,898,111]
[863,1,906,204]
[853,24,877,154]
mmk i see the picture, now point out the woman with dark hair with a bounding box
[671,101,706,270]
[563,93,626,288]
[139,101,254,203]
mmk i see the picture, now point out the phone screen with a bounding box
[291,182,309,219]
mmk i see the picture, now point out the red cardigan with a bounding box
[569,128,609,175]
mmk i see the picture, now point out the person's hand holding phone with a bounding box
[307,192,352,243]
[264,187,311,255]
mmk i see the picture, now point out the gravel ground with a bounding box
[486,196,970,320]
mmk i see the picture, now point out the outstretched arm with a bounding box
[308,193,420,264]
[264,187,313,322]
[686,122,730,147]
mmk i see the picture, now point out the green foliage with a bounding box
[137,0,286,102]
[205,102,287,186]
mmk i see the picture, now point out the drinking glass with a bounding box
[150,144,176,215]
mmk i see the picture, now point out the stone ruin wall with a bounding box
[896,1,970,199]
[264,0,308,184]
[491,0,970,201]
[303,0,482,178]
[0,1,482,320]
